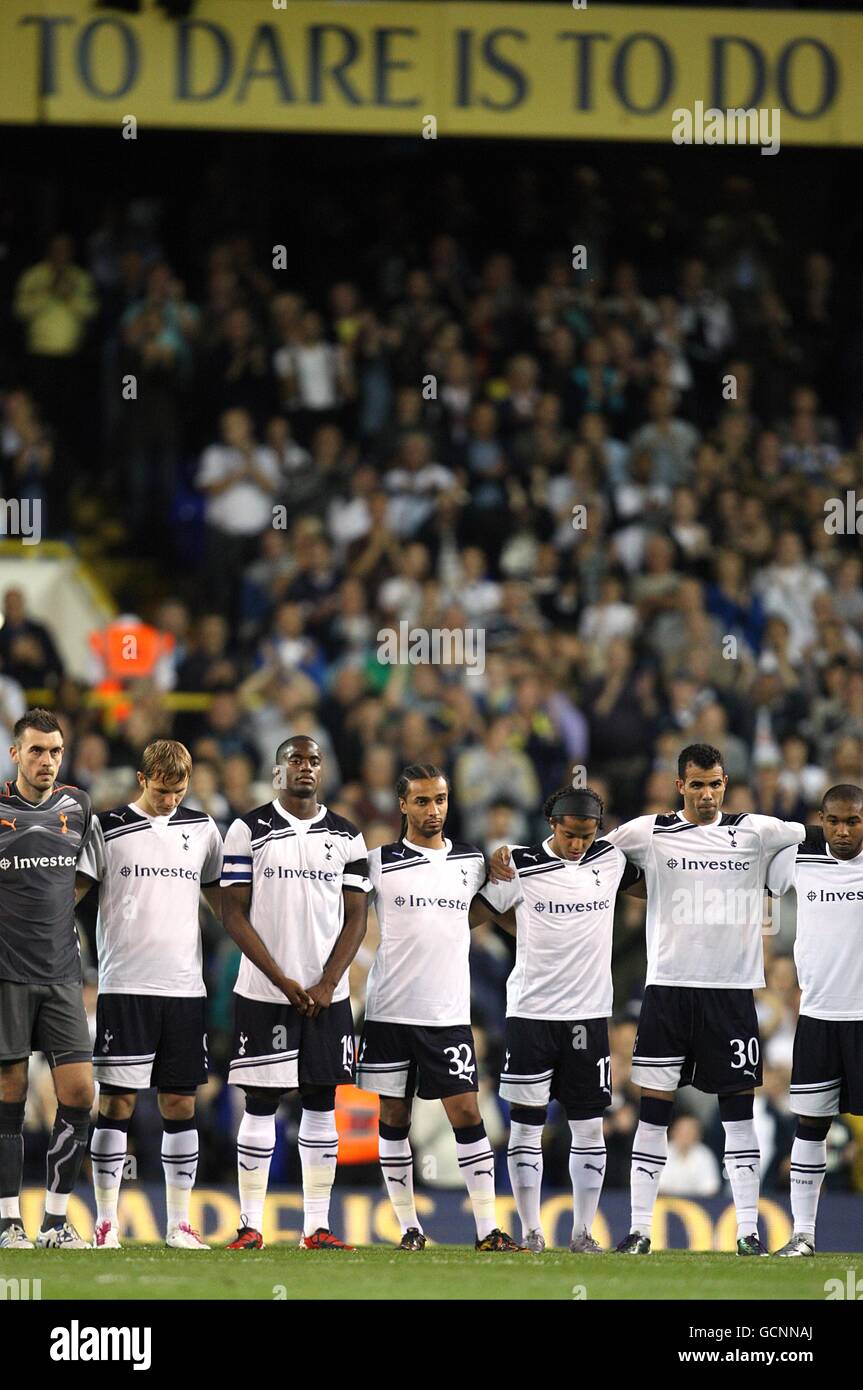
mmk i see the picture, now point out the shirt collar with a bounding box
[272,799,327,828]
[403,836,451,857]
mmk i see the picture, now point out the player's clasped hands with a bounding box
[488,845,516,882]
[282,977,316,1015]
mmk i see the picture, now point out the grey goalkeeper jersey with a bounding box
[0,781,93,984]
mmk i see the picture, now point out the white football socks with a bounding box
[722,1118,761,1240]
[569,1117,606,1239]
[454,1125,497,1240]
[789,1134,827,1238]
[298,1108,339,1237]
[237,1110,275,1234]
[630,1120,667,1235]
[379,1125,421,1234]
[162,1121,199,1230]
[507,1119,544,1239]
[91,1120,128,1226]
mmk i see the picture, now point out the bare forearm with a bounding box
[319,897,368,987]
[223,907,290,993]
[471,895,517,936]
[75,872,96,904]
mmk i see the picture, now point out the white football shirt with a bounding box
[365,838,487,1026]
[605,811,805,989]
[767,831,863,1021]
[221,801,371,1004]
[79,803,224,997]
[479,837,640,1020]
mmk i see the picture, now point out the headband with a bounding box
[549,789,603,823]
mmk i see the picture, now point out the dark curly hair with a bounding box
[543,784,604,823]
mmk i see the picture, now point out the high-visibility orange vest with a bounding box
[334,1085,380,1165]
[89,619,174,681]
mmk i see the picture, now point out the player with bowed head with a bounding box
[478,785,645,1252]
[76,740,223,1250]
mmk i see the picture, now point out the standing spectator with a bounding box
[116,304,184,544]
[628,385,700,488]
[274,309,352,443]
[0,589,64,689]
[454,716,541,842]
[13,234,98,472]
[753,530,830,662]
[676,257,735,415]
[195,408,281,619]
[383,433,456,538]
[202,306,275,432]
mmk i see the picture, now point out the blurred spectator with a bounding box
[660,1115,722,1198]
[0,587,64,689]
[195,407,281,618]
[274,309,352,443]
[13,234,97,470]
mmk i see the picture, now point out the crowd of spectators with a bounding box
[3,151,863,1196]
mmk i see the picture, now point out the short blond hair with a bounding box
[140,739,192,785]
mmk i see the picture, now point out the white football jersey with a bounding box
[221,801,371,1004]
[605,811,805,989]
[79,803,224,997]
[480,837,640,1020]
[767,831,863,1021]
[365,838,487,1026]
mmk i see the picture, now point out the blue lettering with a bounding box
[77,18,138,100]
[454,28,472,107]
[18,16,74,98]
[710,35,766,111]
[236,24,295,103]
[308,25,361,106]
[373,27,418,108]
[612,32,674,115]
[777,38,836,119]
[176,20,233,101]
[480,28,528,111]
[556,31,612,112]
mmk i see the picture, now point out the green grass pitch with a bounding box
[2,1245,861,1300]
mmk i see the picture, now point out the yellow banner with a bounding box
[0,1,858,145]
